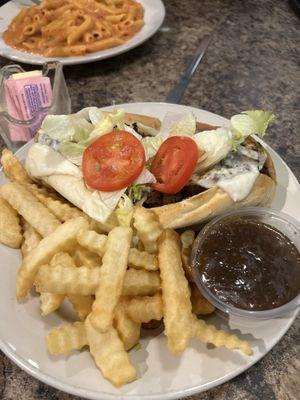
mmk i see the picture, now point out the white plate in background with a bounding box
[0,0,165,65]
[0,103,299,400]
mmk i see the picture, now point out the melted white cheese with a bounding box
[238,145,267,169]
[217,166,259,201]
[196,152,260,201]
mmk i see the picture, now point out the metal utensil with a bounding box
[13,0,40,5]
[165,35,212,104]
[10,0,40,5]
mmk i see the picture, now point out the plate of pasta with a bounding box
[0,0,165,65]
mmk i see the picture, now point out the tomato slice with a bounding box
[150,136,199,194]
[82,130,145,191]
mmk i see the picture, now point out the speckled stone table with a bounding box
[0,0,299,399]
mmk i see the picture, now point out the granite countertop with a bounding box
[0,0,299,399]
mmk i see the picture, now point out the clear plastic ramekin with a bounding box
[191,207,300,319]
[0,61,71,152]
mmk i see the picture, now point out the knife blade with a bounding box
[165,35,212,104]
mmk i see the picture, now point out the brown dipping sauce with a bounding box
[197,217,300,311]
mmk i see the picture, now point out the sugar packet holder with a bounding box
[4,73,52,142]
[0,61,71,152]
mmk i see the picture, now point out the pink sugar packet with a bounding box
[4,75,52,142]
[3,82,27,141]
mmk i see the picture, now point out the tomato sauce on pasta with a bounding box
[3,0,144,57]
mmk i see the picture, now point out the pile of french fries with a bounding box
[0,149,252,387]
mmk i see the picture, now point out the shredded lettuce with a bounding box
[127,184,150,205]
[129,185,148,204]
[87,116,115,142]
[75,107,104,125]
[87,108,125,143]
[136,122,158,137]
[124,169,155,206]
[41,114,93,142]
[230,110,274,147]
[158,112,196,140]
[142,136,163,160]
[38,108,275,212]
[193,110,274,172]
[83,188,125,223]
[109,108,125,128]
[169,112,196,137]
[59,141,86,166]
[87,107,104,125]
[193,127,232,171]
[115,194,133,227]
[40,108,129,165]
[123,125,142,140]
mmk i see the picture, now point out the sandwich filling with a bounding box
[25,108,274,223]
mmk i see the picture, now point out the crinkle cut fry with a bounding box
[190,282,215,315]
[50,252,94,320]
[77,229,158,271]
[180,229,195,282]
[39,253,70,316]
[133,207,163,253]
[158,229,192,353]
[114,294,163,351]
[0,196,22,248]
[76,229,107,257]
[20,223,63,315]
[158,230,252,355]
[128,248,159,271]
[21,222,41,257]
[0,182,61,238]
[123,293,163,323]
[0,151,68,204]
[0,148,32,184]
[26,183,84,222]
[72,245,101,268]
[90,226,132,332]
[34,264,161,297]
[191,316,253,356]
[85,315,137,387]
[68,293,94,320]
[40,292,65,316]
[121,268,161,296]
[46,322,87,355]
[39,252,72,316]
[16,216,89,298]
[114,303,141,351]
[35,264,100,295]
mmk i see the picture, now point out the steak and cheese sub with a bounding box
[25,107,276,229]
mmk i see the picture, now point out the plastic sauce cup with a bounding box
[191,207,300,319]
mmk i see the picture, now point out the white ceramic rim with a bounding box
[1,328,297,400]
[0,102,299,400]
[0,0,165,65]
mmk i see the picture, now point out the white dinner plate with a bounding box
[0,103,299,400]
[0,0,165,65]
